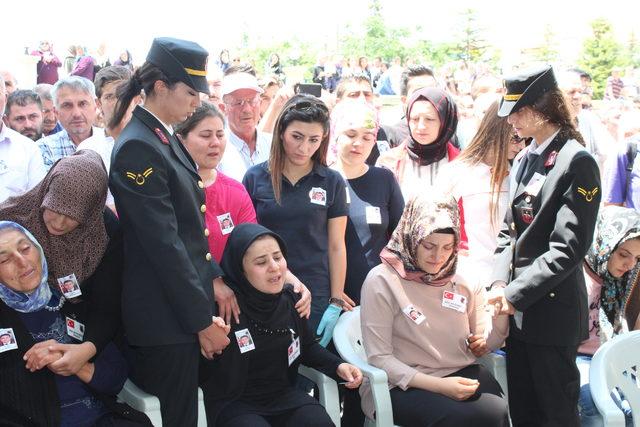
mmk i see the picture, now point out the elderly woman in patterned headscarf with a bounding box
[359,192,509,427]
[0,150,123,381]
[576,205,640,425]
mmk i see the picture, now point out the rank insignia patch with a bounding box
[577,186,599,202]
[126,168,154,185]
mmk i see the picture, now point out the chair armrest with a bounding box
[590,349,626,427]
[356,362,394,427]
[478,352,508,398]
[117,379,163,426]
[299,365,341,427]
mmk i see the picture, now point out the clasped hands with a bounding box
[23,340,97,379]
[485,283,515,318]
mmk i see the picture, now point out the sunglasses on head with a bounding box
[290,100,329,114]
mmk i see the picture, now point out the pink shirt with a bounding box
[578,263,604,355]
[204,172,257,262]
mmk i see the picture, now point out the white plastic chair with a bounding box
[299,365,341,426]
[590,330,640,426]
[117,367,340,427]
[333,306,508,427]
[117,380,207,427]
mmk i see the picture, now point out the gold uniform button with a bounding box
[204,228,210,237]
[198,180,204,189]
[509,263,513,271]
[510,222,516,231]
[200,204,206,213]
[549,292,555,298]
[205,253,212,261]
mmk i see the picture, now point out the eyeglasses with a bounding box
[510,134,526,144]
[225,96,260,108]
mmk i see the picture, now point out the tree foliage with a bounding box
[454,9,488,65]
[579,18,624,99]
[531,24,559,63]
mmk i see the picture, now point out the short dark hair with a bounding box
[175,102,225,137]
[400,65,435,97]
[335,74,372,99]
[94,65,133,98]
[224,64,257,77]
[6,89,42,113]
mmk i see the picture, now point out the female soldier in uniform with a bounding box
[487,66,601,427]
[109,37,230,427]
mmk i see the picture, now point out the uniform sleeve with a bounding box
[386,170,405,234]
[505,153,601,311]
[110,140,213,334]
[603,148,628,204]
[328,173,348,219]
[360,272,418,390]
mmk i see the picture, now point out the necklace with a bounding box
[44,296,65,312]
[249,319,292,336]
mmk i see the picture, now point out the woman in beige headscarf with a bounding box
[360,193,509,426]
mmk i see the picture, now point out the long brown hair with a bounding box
[456,101,513,227]
[269,95,330,204]
[531,88,585,146]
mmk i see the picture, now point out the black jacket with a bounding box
[110,106,222,346]
[493,135,601,346]
[199,289,342,425]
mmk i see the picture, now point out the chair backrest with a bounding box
[592,330,640,423]
[333,307,368,365]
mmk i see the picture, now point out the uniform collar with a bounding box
[139,105,174,135]
[529,129,560,155]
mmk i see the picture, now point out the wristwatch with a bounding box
[329,297,346,308]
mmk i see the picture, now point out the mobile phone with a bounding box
[295,83,322,97]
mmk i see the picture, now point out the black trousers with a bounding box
[389,364,509,427]
[129,342,200,427]
[217,402,334,427]
[506,335,580,427]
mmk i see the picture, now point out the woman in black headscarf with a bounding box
[376,86,459,201]
[199,223,362,426]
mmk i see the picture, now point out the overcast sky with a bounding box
[2,0,637,83]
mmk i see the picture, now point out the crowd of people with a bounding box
[1,35,640,427]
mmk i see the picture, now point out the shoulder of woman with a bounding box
[216,172,248,190]
[362,264,402,296]
[244,162,270,180]
[451,273,480,295]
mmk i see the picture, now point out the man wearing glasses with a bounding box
[217,72,272,182]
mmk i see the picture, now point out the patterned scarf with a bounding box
[0,221,52,312]
[405,87,458,166]
[380,192,459,285]
[586,205,640,326]
[0,150,108,287]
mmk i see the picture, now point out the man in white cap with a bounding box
[217,72,272,181]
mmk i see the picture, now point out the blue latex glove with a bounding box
[316,304,342,347]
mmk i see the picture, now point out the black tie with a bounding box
[516,152,539,184]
